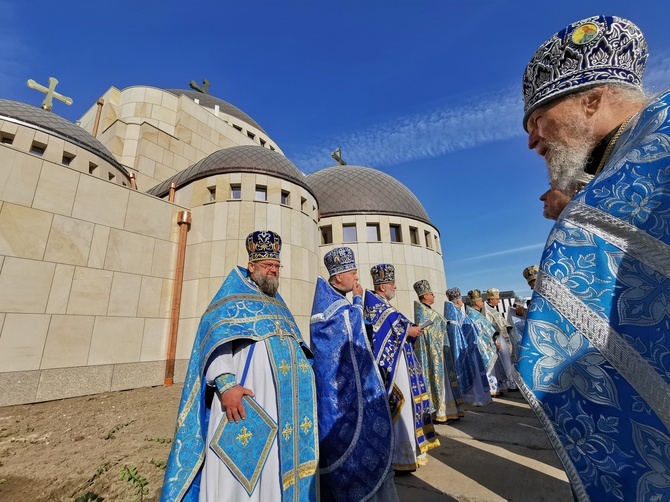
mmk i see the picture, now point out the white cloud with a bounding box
[292,87,524,172]
[450,243,546,264]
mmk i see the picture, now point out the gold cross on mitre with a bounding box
[189,78,210,94]
[26,77,73,112]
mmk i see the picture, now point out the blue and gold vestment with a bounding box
[363,291,438,466]
[414,301,462,421]
[161,267,318,502]
[310,277,393,501]
[444,302,490,400]
[518,89,670,501]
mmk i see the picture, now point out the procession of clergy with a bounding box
[160,13,670,502]
[160,229,529,502]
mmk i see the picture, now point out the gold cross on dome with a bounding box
[236,426,253,447]
[279,360,291,376]
[300,416,313,435]
[282,422,293,441]
[26,77,73,112]
[189,78,210,94]
[331,148,347,166]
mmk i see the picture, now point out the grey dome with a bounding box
[165,89,267,135]
[147,145,313,198]
[0,99,128,175]
[305,165,431,224]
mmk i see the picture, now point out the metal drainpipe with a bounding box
[92,98,105,137]
[129,172,137,190]
[168,182,176,202]
[164,210,192,386]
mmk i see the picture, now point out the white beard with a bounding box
[544,114,598,192]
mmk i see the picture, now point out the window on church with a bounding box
[230,184,241,199]
[390,224,402,243]
[301,197,307,212]
[281,190,290,205]
[343,224,357,243]
[89,162,98,175]
[367,223,380,242]
[62,152,75,166]
[30,141,46,157]
[321,226,333,245]
[108,172,116,182]
[410,227,419,245]
[260,138,266,147]
[425,231,433,249]
[0,132,14,145]
[255,185,267,201]
[269,145,275,151]
[434,235,441,253]
[247,131,256,141]
[208,186,216,202]
[232,124,242,132]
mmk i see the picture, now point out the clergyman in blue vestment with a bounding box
[310,247,397,502]
[161,231,318,502]
[364,264,439,472]
[520,15,670,501]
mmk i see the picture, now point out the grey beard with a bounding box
[545,122,597,193]
[250,269,279,296]
[257,276,279,296]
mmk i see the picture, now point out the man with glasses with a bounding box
[310,247,397,501]
[162,230,318,502]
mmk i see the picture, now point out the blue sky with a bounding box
[2,0,669,298]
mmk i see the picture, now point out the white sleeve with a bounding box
[204,343,235,386]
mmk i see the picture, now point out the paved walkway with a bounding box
[395,392,573,501]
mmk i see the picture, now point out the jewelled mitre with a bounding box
[467,289,482,303]
[446,287,461,301]
[324,246,357,276]
[486,288,500,299]
[523,265,539,286]
[413,279,432,298]
[522,15,648,130]
[370,264,395,285]
[246,230,282,262]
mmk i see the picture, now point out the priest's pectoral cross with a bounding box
[274,320,285,340]
[189,78,210,94]
[27,77,73,112]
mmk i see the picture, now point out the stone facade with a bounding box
[0,85,449,406]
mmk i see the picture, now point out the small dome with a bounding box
[306,165,431,224]
[0,99,127,175]
[147,145,313,198]
[165,89,267,134]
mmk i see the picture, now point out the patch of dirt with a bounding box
[0,385,182,501]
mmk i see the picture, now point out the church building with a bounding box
[0,83,447,406]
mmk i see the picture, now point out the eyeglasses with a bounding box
[256,262,283,271]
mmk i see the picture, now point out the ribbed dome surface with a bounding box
[0,99,127,174]
[147,145,312,197]
[165,89,266,134]
[305,165,431,224]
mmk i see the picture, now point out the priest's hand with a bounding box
[408,326,423,338]
[352,282,363,297]
[221,385,255,423]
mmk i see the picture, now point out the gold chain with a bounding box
[594,117,633,175]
